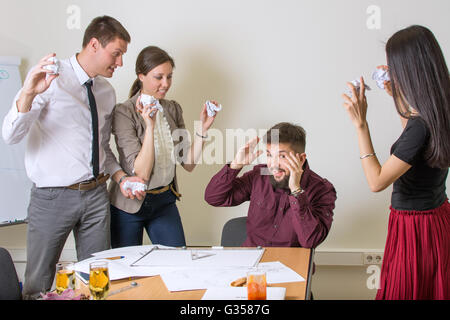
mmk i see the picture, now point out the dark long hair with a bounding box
[129,46,175,98]
[386,25,450,169]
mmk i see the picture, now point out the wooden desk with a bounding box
[78,247,313,300]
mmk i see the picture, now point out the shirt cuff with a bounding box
[215,163,241,181]
[225,163,242,173]
[289,191,309,215]
[8,98,36,124]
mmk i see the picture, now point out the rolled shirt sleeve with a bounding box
[204,164,255,207]
[288,181,336,248]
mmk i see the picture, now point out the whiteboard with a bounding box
[0,56,31,226]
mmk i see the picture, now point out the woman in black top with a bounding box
[342,25,449,300]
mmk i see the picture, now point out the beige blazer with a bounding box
[109,92,186,213]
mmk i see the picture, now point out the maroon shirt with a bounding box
[205,162,336,248]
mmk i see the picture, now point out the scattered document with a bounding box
[74,245,305,293]
[160,267,246,291]
[159,261,304,292]
[73,245,183,280]
[258,261,305,284]
[131,247,264,268]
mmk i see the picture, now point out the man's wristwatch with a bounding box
[290,187,304,197]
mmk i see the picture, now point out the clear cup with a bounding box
[89,261,110,300]
[55,262,75,294]
[247,269,267,300]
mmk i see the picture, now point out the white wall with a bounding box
[0,0,449,299]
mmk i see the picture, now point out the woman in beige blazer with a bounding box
[109,46,219,247]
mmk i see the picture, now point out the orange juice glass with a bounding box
[247,269,267,300]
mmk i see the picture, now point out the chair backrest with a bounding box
[221,216,247,247]
[0,247,22,300]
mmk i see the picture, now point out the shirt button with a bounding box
[274,224,278,229]
[292,201,297,205]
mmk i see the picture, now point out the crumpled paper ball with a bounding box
[122,180,147,195]
[44,56,60,75]
[205,100,222,117]
[140,94,163,117]
[347,79,371,97]
[372,68,390,89]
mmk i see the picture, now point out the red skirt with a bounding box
[376,200,450,300]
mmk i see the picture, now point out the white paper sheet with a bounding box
[132,247,264,268]
[258,261,305,284]
[159,261,304,292]
[160,267,246,291]
[74,246,304,291]
[74,245,182,280]
[202,287,286,300]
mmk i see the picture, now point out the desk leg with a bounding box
[305,248,315,300]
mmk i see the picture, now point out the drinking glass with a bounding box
[89,261,110,300]
[247,269,267,300]
[55,262,75,294]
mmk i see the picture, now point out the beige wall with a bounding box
[1,0,449,299]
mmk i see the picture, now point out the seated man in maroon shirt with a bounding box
[205,122,336,248]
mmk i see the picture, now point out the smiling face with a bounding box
[266,143,306,189]
[92,37,128,78]
[138,61,173,99]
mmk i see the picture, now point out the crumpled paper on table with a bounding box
[40,289,87,300]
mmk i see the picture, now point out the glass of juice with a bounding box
[89,261,110,300]
[55,262,75,294]
[247,269,267,300]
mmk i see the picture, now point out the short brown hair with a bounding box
[263,122,306,153]
[82,16,131,48]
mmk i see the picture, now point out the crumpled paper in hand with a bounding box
[140,94,163,117]
[372,68,390,89]
[122,180,147,195]
[44,56,60,75]
[205,100,222,117]
[347,79,371,97]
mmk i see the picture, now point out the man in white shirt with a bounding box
[2,16,144,299]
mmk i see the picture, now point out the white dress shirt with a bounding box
[2,55,121,187]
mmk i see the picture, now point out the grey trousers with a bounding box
[23,183,111,299]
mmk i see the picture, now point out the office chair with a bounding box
[0,247,22,300]
[220,216,247,247]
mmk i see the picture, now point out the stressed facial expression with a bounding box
[266,143,306,188]
[94,37,128,78]
[139,61,173,100]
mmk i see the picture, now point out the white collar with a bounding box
[70,54,93,86]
